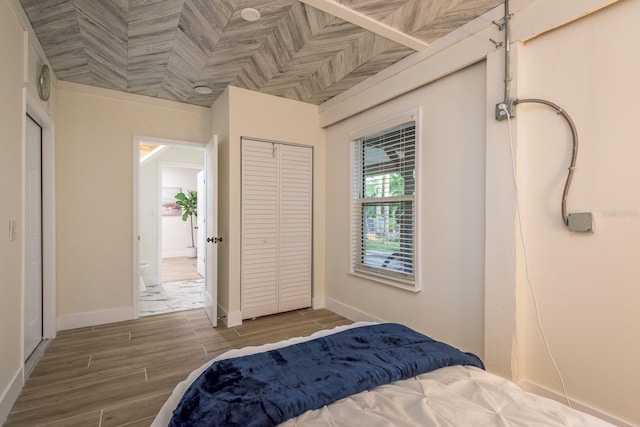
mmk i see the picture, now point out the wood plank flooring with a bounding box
[6,308,351,427]
[161,257,201,283]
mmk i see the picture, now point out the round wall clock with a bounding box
[37,64,51,101]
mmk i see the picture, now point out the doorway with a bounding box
[24,115,42,360]
[23,96,56,373]
[134,138,205,316]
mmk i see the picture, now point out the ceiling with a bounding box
[19,0,503,108]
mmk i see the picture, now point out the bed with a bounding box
[152,322,613,426]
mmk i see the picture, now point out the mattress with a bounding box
[152,322,613,427]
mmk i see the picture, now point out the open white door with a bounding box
[196,170,205,277]
[204,135,219,327]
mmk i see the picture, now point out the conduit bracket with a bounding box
[495,99,516,121]
[489,38,504,48]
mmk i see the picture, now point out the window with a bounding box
[351,115,417,288]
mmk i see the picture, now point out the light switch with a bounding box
[8,220,16,241]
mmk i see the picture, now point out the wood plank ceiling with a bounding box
[19,0,504,107]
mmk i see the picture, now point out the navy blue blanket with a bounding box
[169,323,484,427]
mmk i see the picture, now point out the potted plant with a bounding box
[175,189,198,258]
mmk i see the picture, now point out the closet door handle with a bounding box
[207,237,223,243]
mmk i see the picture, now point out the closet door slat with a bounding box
[241,140,279,319]
[278,144,312,312]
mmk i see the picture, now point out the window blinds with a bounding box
[352,120,416,285]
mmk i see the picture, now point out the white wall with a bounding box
[55,83,210,328]
[517,1,640,423]
[0,1,54,422]
[0,3,28,421]
[161,166,202,257]
[324,62,487,358]
[139,147,204,284]
[212,86,325,325]
[317,0,635,424]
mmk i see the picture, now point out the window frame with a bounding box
[349,109,420,292]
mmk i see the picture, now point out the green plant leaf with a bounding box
[174,189,198,246]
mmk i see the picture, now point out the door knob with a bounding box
[207,237,223,243]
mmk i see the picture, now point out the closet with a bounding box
[241,138,312,319]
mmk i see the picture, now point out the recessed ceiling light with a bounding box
[241,7,260,22]
[194,85,213,95]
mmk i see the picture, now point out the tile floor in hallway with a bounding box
[139,279,204,316]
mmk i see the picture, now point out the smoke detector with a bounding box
[241,8,260,22]
[194,85,213,95]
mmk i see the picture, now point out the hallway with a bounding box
[160,256,202,282]
[140,257,204,316]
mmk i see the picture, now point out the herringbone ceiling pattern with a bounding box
[20,0,503,107]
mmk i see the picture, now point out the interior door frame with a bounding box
[24,91,56,348]
[132,136,205,318]
[24,114,43,360]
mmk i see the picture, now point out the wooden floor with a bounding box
[6,308,350,427]
[161,257,201,283]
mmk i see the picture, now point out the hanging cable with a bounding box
[513,99,579,227]
[495,0,583,412]
[501,104,572,408]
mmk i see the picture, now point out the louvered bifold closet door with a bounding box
[241,140,279,319]
[278,144,312,312]
[241,139,313,319]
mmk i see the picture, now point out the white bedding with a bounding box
[152,322,613,427]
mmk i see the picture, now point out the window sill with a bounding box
[349,271,420,293]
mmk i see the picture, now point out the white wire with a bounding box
[503,107,572,408]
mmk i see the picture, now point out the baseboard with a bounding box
[226,310,242,327]
[323,297,384,323]
[216,304,242,327]
[57,306,134,331]
[0,367,24,425]
[520,380,634,427]
[24,339,50,379]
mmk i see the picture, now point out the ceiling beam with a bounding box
[297,0,429,51]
